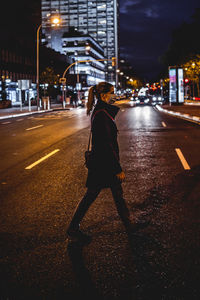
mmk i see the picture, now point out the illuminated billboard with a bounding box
[169,68,177,103]
[178,68,184,103]
[169,67,184,103]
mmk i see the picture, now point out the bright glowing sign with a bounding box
[169,67,184,103]
[178,68,184,103]
[169,68,176,103]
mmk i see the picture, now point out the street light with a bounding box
[51,16,61,26]
[85,45,91,52]
[36,16,61,110]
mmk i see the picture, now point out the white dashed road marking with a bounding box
[26,125,44,131]
[25,149,60,170]
[1,122,11,124]
[175,148,190,170]
[16,119,24,122]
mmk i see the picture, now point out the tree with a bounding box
[127,78,143,90]
[40,67,60,98]
[182,55,200,97]
[161,8,200,67]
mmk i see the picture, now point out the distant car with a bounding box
[151,95,163,105]
[135,96,150,106]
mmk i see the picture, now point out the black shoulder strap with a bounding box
[87,109,114,151]
[87,130,92,151]
[91,109,114,123]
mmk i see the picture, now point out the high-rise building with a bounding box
[62,33,106,86]
[41,0,119,83]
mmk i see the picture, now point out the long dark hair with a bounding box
[87,82,113,115]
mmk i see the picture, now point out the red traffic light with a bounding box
[184,78,189,83]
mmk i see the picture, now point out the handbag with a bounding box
[84,130,93,169]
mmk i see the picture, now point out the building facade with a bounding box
[62,34,105,86]
[0,44,72,105]
[0,46,37,105]
[41,0,119,84]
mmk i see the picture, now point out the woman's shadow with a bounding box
[67,240,102,300]
[67,164,200,299]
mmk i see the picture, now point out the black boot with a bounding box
[67,189,100,243]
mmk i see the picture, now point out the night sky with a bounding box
[119,0,200,80]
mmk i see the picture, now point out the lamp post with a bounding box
[36,16,61,111]
[36,24,42,111]
[191,62,196,98]
[60,57,116,106]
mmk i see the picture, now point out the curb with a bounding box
[0,107,71,120]
[184,101,200,106]
[156,105,200,125]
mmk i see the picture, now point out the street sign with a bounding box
[76,83,82,91]
[59,77,66,84]
[18,80,32,90]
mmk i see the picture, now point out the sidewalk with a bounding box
[0,103,75,120]
[156,102,200,125]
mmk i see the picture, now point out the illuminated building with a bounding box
[41,0,119,84]
[0,45,71,105]
[62,33,105,86]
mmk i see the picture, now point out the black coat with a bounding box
[86,100,122,188]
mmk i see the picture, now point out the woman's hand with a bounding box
[116,171,125,182]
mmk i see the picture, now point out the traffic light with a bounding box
[59,77,66,85]
[112,57,116,67]
[184,78,189,84]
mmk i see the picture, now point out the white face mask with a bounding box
[108,94,116,105]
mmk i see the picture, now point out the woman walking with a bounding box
[67,82,134,243]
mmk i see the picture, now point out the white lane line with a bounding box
[162,122,167,127]
[16,119,24,122]
[25,149,60,170]
[1,121,11,124]
[26,125,44,131]
[175,148,190,170]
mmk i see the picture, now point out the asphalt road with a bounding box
[0,102,200,300]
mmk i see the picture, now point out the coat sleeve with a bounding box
[92,112,122,174]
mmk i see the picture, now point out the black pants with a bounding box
[68,182,130,231]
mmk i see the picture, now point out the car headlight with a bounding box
[153,97,157,101]
[144,99,149,103]
[158,97,162,100]
[136,100,140,104]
